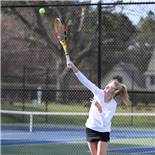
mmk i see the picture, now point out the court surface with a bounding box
[1,124,155,155]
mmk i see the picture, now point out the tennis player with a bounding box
[67,61,129,155]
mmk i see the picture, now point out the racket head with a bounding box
[53,17,67,41]
[53,17,68,54]
[61,17,67,38]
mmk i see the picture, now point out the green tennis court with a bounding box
[2,138,155,155]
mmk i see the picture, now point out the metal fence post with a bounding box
[22,65,26,111]
[98,1,102,88]
[45,68,49,122]
[131,70,134,126]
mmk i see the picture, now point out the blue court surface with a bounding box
[1,125,155,155]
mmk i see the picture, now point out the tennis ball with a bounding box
[39,8,45,15]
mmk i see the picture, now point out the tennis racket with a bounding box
[53,17,70,66]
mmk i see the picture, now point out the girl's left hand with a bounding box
[90,97,103,113]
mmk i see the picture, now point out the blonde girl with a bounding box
[67,61,129,155]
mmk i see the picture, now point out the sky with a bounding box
[79,0,155,25]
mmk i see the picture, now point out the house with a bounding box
[145,48,155,91]
[101,62,145,91]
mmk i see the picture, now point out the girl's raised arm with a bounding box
[68,61,101,95]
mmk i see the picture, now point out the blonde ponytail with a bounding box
[119,84,129,103]
[113,80,129,104]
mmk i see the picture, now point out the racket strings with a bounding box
[54,17,68,54]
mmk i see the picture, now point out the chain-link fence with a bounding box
[1,1,155,155]
[1,2,155,112]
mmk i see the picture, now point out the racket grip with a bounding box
[66,54,71,68]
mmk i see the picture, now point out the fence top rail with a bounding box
[1,2,155,8]
[1,110,155,116]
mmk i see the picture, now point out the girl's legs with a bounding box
[97,141,109,155]
[87,142,97,155]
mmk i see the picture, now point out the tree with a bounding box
[1,1,136,103]
[130,10,155,72]
[1,1,99,102]
[139,11,155,32]
[100,11,136,75]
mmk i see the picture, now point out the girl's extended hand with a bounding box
[66,55,71,68]
[67,60,71,68]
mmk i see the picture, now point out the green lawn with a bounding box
[1,103,155,127]
[2,102,155,112]
[1,102,89,112]
[2,113,154,128]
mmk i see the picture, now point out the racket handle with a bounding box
[66,54,71,68]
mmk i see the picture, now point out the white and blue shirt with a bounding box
[75,71,117,132]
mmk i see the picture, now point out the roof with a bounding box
[118,62,145,87]
[145,48,155,75]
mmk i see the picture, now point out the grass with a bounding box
[2,112,154,128]
[1,102,89,112]
[1,102,155,127]
[2,102,155,112]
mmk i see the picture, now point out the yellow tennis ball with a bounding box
[39,8,45,15]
